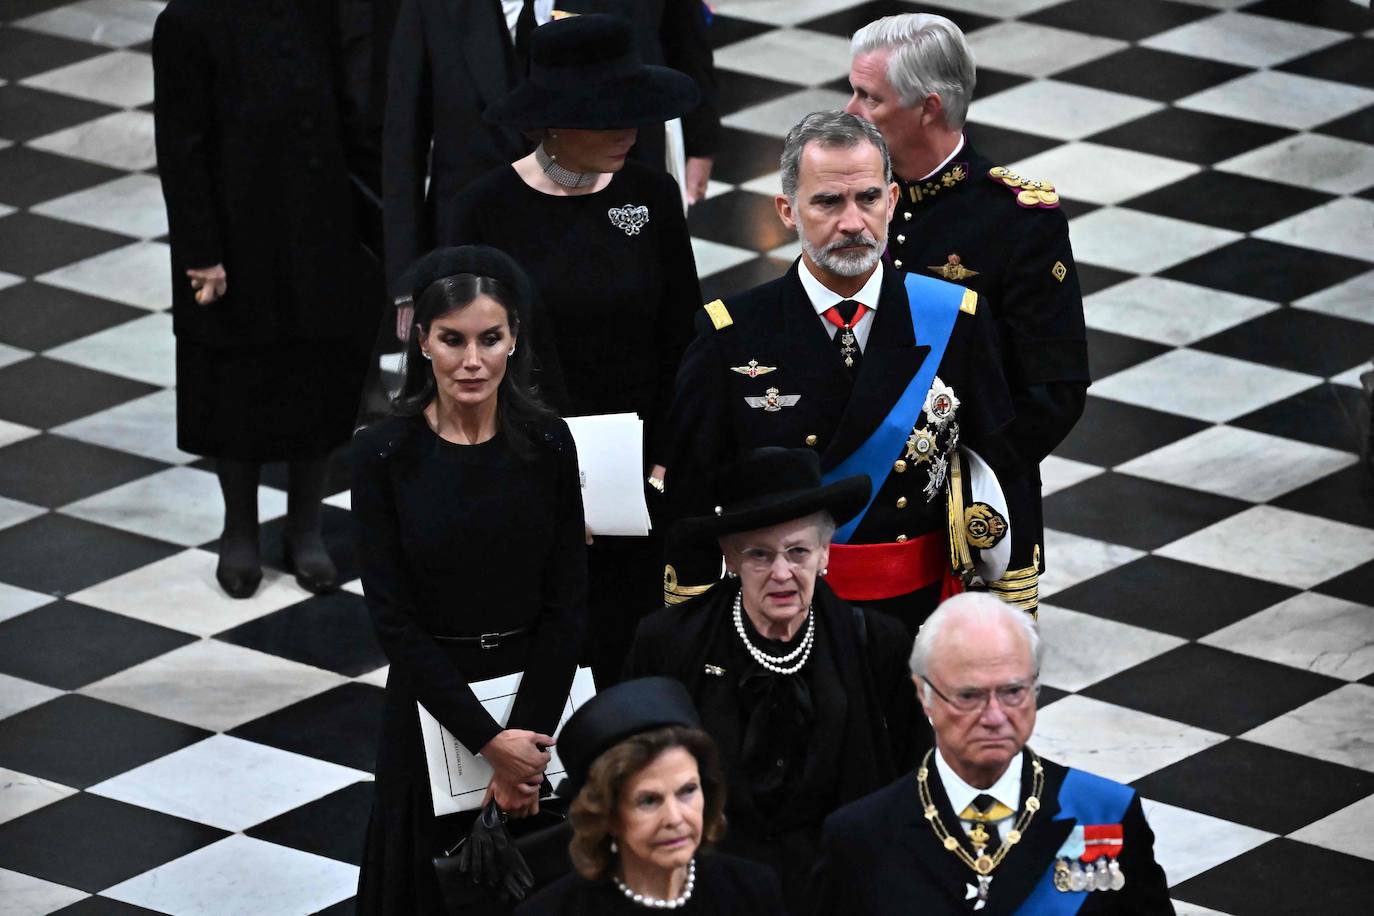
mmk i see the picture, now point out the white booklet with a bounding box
[564,413,653,537]
[417,666,597,817]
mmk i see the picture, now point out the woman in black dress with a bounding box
[353,246,587,914]
[446,14,705,687]
[516,678,786,915]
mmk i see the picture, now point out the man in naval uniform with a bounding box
[661,109,1016,637]
[844,14,1091,615]
[810,593,1173,915]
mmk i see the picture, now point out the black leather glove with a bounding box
[457,800,535,901]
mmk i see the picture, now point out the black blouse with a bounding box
[516,853,787,916]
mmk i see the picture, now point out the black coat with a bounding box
[516,853,786,916]
[810,755,1174,915]
[152,0,371,347]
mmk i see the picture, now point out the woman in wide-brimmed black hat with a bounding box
[624,448,923,914]
[437,13,706,691]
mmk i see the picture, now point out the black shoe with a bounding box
[216,556,262,599]
[283,537,339,594]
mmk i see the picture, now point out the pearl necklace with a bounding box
[534,143,596,189]
[612,859,696,909]
[732,592,815,675]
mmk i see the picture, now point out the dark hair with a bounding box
[393,271,553,457]
[568,726,726,880]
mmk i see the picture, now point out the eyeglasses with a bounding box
[922,676,1039,714]
[734,544,821,573]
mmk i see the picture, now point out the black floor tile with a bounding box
[1192,309,1374,377]
[0,146,124,209]
[229,683,385,773]
[1082,643,1343,735]
[53,898,165,915]
[1314,558,1374,605]
[1047,555,1299,640]
[1161,238,1371,303]
[1073,263,1134,296]
[216,591,385,676]
[705,14,772,51]
[1054,397,1209,467]
[1054,198,1101,222]
[1125,170,1336,232]
[0,694,210,788]
[1085,328,1170,381]
[1245,0,1374,32]
[1059,46,1248,103]
[688,189,794,252]
[1043,471,1249,551]
[0,280,142,350]
[312,899,357,916]
[801,1,998,38]
[1037,684,1071,709]
[700,255,790,302]
[1130,739,1374,834]
[973,67,1033,101]
[715,69,805,117]
[0,433,167,507]
[0,513,180,595]
[1173,839,1374,914]
[245,781,374,866]
[1026,0,1212,41]
[1086,107,1293,164]
[1232,380,1367,452]
[701,127,784,185]
[1316,103,1374,145]
[0,793,228,893]
[0,83,116,142]
[0,356,159,428]
[0,211,133,277]
[1271,464,1374,529]
[1280,37,1374,89]
[0,600,192,689]
[0,28,105,81]
[963,123,1061,166]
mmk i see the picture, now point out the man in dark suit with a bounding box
[845,14,1091,616]
[810,592,1174,915]
[663,110,1015,636]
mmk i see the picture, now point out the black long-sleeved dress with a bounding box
[516,853,787,916]
[353,414,587,915]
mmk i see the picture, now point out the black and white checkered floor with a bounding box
[1,0,1372,913]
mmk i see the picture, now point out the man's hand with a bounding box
[187,264,227,305]
[685,156,713,205]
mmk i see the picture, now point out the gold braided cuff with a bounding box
[663,565,712,606]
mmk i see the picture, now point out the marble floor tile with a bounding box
[90,735,369,832]
[0,867,87,916]
[0,582,50,625]
[0,420,38,451]
[1068,207,1241,274]
[702,179,734,200]
[12,0,162,49]
[341,578,364,597]
[920,0,1064,15]
[20,49,152,108]
[46,312,171,387]
[322,489,350,511]
[354,665,388,689]
[1038,605,1186,692]
[0,673,62,722]
[1143,11,1347,68]
[0,496,44,533]
[969,82,1163,141]
[1039,455,1105,496]
[80,639,348,732]
[1172,904,1233,916]
[967,22,1126,77]
[1156,505,1374,589]
[1140,799,1275,887]
[36,239,169,311]
[1244,684,1374,772]
[69,548,311,637]
[721,87,851,138]
[1083,277,1275,347]
[767,237,803,262]
[1294,270,1374,325]
[1118,426,1358,502]
[1178,71,1374,131]
[0,271,20,292]
[27,109,155,170]
[0,767,76,826]
[1252,197,1374,263]
[61,466,286,547]
[102,834,357,916]
[713,29,854,86]
[1216,133,1374,195]
[739,170,783,197]
[1090,349,1321,422]
[30,173,166,239]
[709,0,891,28]
[0,343,31,371]
[1329,362,1370,389]
[1038,529,1147,598]
[52,390,195,465]
[690,236,758,278]
[1288,792,1374,862]
[1031,694,1226,784]
[1203,592,1374,681]
[1008,142,1199,204]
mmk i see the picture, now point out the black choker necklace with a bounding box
[535,144,596,189]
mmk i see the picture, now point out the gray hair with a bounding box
[851,14,977,130]
[719,509,837,553]
[909,592,1042,679]
[779,110,892,203]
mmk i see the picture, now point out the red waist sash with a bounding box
[825,531,961,602]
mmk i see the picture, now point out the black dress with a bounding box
[352,414,587,915]
[515,853,787,916]
[449,161,702,687]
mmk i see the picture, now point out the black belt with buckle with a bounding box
[433,626,532,649]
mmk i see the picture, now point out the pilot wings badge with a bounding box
[731,359,776,378]
[745,387,800,412]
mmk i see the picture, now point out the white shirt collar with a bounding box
[798,257,884,317]
[917,134,967,182]
[934,747,1022,820]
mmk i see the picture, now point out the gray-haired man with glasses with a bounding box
[811,592,1173,914]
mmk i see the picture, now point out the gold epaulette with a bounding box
[703,299,733,331]
[663,565,713,606]
[959,288,977,315]
[988,166,1060,210]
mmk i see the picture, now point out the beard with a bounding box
[800,229,884,277]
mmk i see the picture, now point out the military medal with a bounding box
[924,452,948,502]
[1109,859,1126,891]
[730,359,776,378]
[1069,861,1087,892]
[744,387,800,412]
[1054,860,1072,893]
[929,253,979,283]
[923,377,960,428]
[839,328,859,367]
[906,426,938,463]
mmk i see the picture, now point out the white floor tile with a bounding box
[81,639,347,732]
[0,582,52,624]
[322,489,351,511]
[0,674,62,722]
[1038,605,1186,692]
[1090,349,1320,422]
[1331,362,1372,389]
[712,0,884,27]
[691,237,762,279]
[1172,904,1234,916]
[12,0,162,48]
[0,496,45,533]
[69,548,313,637]
[970,82,1163,141]
[1069,208,1241,274]
[0,868,87,916]
[1216,133,1374,195]
[61,466,286,546]
[767,238,803,262]
[1118,426,1357,502]
[90,735,369,832]
[0,767,78,826]
[1008,142,1199,205]
[1140,799,1274,887]
[1252,197,1374,264]
[1178,71,1374,131]
[1038,529,1147,598]
[0,270,21,292]
[46,312,173,387]
[714,29,854,85]
[103,834,358,916]
[968,22,1126,77]
[1203,592,1374,682]
[1031,695,1226,784]
[1040,455,1106,496]
[30,174,167,240]
[53,390,196,465]
[1289,793,1374,862]
[1156,505,1374,589]
[0,343,31,371]
[20,49,153,108]
[1142,11,1346,68]
[1243,684,1374,772]
[37,240,170,311]
[0,420,39,451]
[739,171,783,197]
[721,87,852,138]
[1294,270,1374,325]
[28,110,156,171]
[907,0,1062,14]
[354,664,388,689]
[1083,277,1276,347]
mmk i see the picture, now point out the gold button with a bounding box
[896,496,907,509]
[904,211,912,221]
[805,434,817,446]
[896,534,908,543]
[894,259,903,269]
[897,234,906,244]
[894,459,907,473]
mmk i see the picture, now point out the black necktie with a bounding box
[514,0,538,73]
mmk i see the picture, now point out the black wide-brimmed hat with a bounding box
[676,447,871,542]
[399,245,533,308]
[485,15,700,129]
[556,677,701,799]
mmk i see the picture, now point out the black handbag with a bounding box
[433,799,574,914]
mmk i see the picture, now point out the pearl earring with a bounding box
[508,346,516,357]
[821,567,828,576]
[420,351,432,361]
[609,839,618,854]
